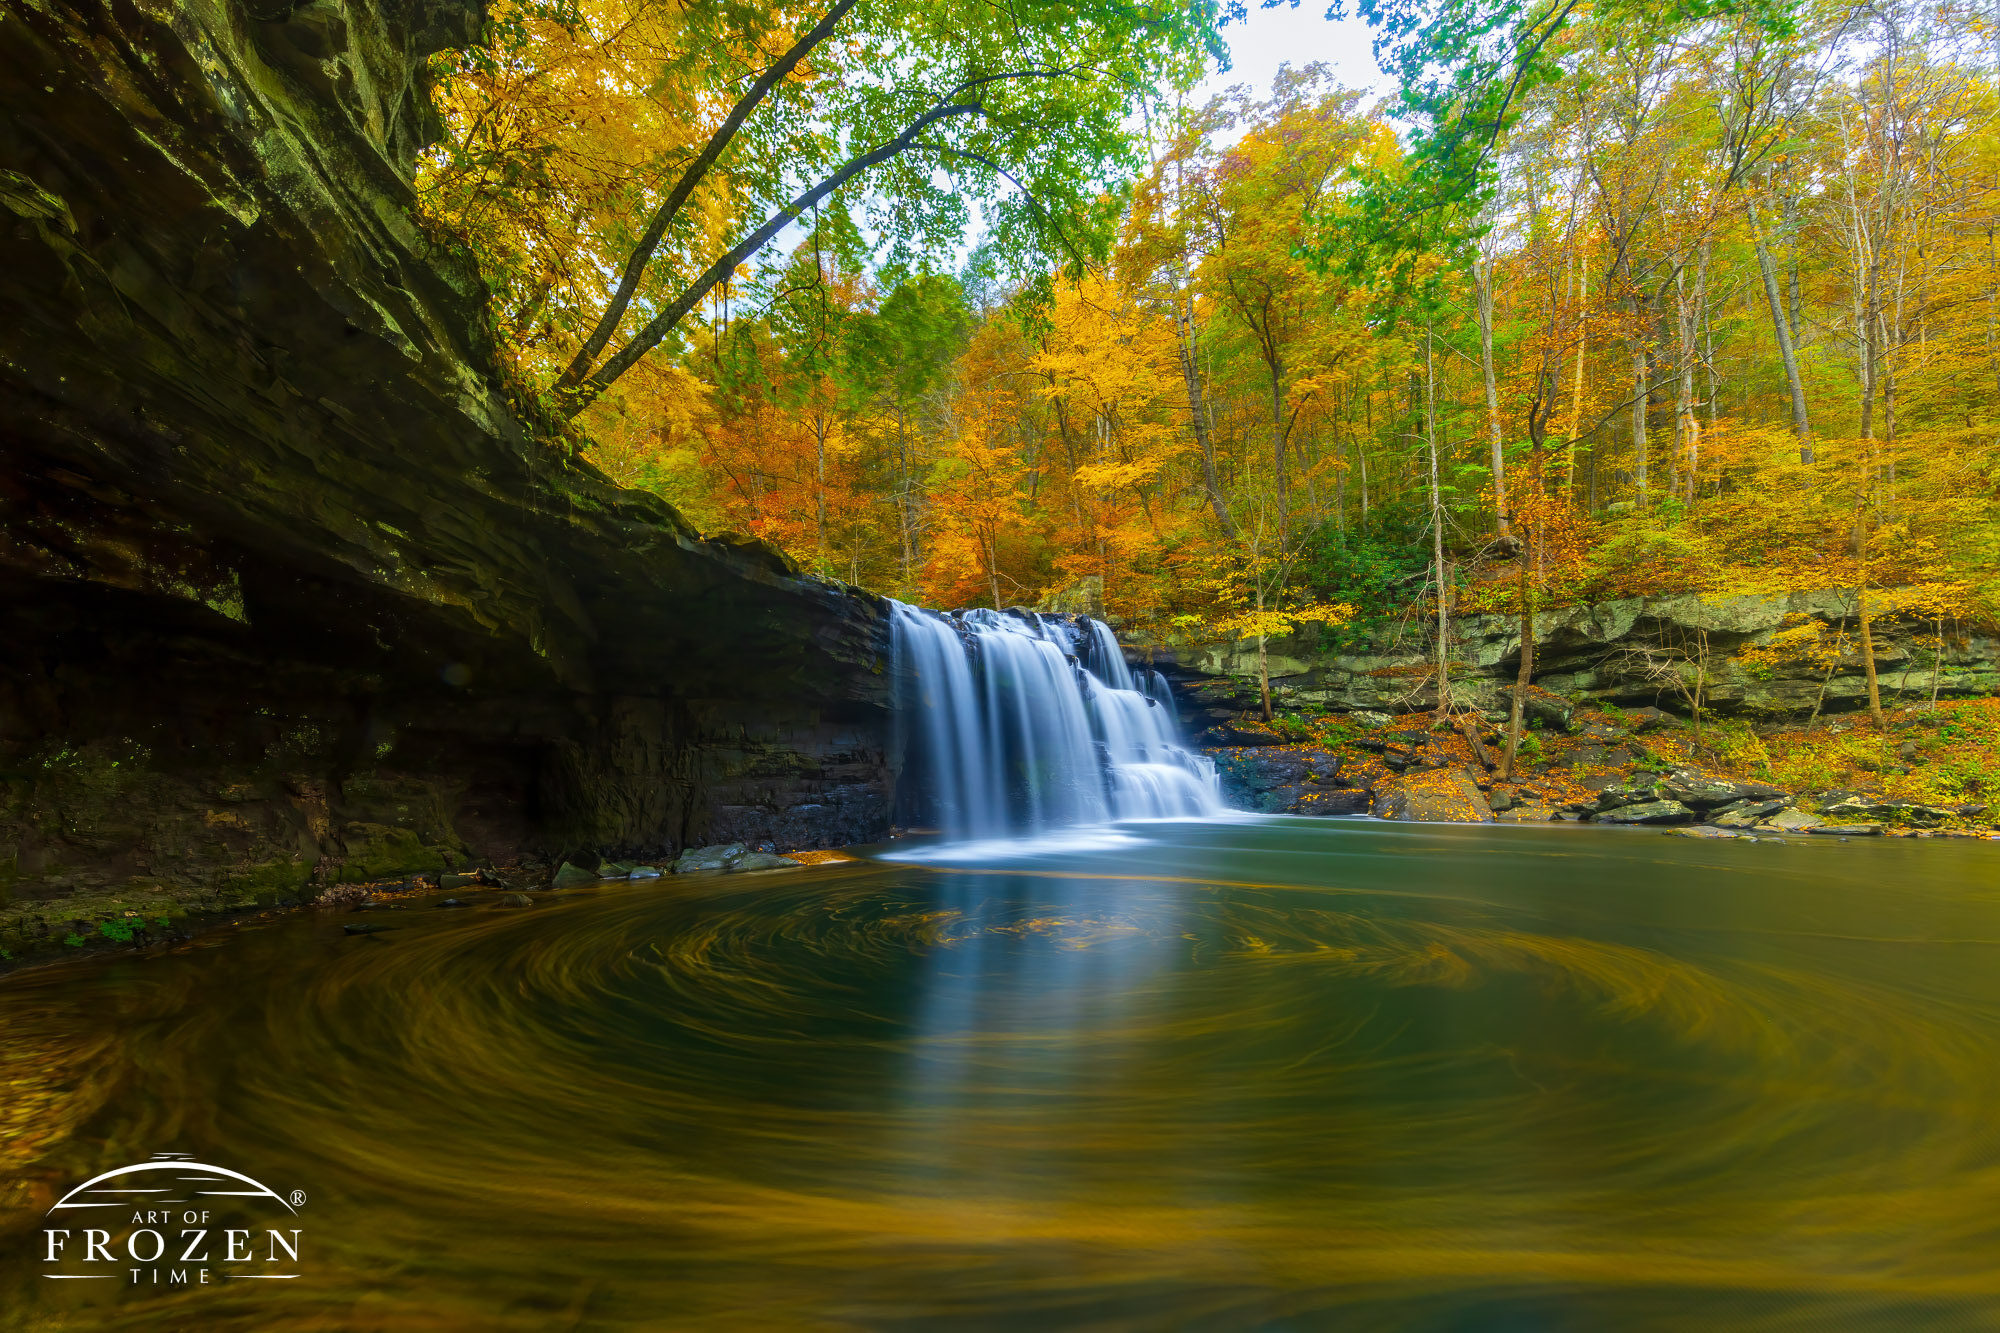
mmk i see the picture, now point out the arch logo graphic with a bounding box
[41,1153,306,1289]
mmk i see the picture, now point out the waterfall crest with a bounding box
[890,601,1225,841]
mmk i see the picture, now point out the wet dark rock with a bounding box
[1212,748,1349,814]
[1592,800,1696,825]
[0,0,895,932]
[1374,771,1493,823]
[551,863,598,889]
[494,892,533,907]
[731,852,802,871]
[1712,799,1789,829]
[1621,706,1674,731]
[1570,744,1641,768]
[1810,823,1883,836]
[1216,723,1286,746]
[1595,779,1670,811]
[674,844,748,873]
[1522,690,1580,734]
[1660,769,1788,810]
[671,843,803,873]
[341,923,388,935]
[1294,789,1372,816]
[435,898,471,910]
[1820,797,1950,828]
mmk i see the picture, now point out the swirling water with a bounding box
[6,817,2000,1329]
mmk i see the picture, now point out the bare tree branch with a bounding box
[554,0,861,391]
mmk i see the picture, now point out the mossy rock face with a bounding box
[331,825,452,885]
[0,0,897,922]
[1158,590,2000,726]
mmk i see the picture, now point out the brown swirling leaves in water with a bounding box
[6,823,2000,1329]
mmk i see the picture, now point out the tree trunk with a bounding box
[1749,196,1814,464]
[1174,286,1237,539]
[1254,583,1273,722]
[1425,326,1451,715]
[1502,566,1535,781]
[1269,358,1290,547]
[1675,260,1702,504]
[1857,582,1885,729]
[1629,331,1648,509]
[1566,256,1588,494]
[1479,252,1510,539]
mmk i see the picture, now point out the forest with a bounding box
[417,0,2000,726]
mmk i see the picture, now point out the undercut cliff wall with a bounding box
[0,0,894,941]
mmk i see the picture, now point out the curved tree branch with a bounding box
[914,141,1089,271]
[554,0,861,391]
[560,98,990,417]
[559,66,1090,418]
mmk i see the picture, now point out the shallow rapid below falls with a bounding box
[6,818,2000,1328]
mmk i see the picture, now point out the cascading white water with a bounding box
[890,601,1225,840]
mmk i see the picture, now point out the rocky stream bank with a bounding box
[1159,591,2000,839]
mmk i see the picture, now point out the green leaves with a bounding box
[428,0,1226,407]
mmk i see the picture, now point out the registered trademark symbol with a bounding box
[290,1190,306,1207]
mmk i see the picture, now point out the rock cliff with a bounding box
[1160,590,1999,737]
[0,0,894,937]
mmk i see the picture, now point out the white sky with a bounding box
[1194,3,1391,108]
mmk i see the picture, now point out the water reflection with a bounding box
[4,819,2000,1329]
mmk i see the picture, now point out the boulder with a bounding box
[1592,800,1696,825]
[1218,722,1287,746]
[1711,799,1788,829]
[731,852,804,871]
[1595,779,1670,811]
[1293,789,1372,816]
[1820,797,1949,828]
[1809,824,1883,836]
[1213,749,1347,813]
[1622,706,1674,731]
[1660,769,1787,809]
[1521,690,1579,734]
[1374,770,1494,823]
[550,862,597,888]
[1493,804,1555,823]
[671,843,805,873]
[1765,809,1825,833]
[674,843,748,873]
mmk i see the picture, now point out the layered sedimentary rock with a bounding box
[1160,590,1999,737]
[0,0,893,922]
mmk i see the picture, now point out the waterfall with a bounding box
[890,601,1225,841]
